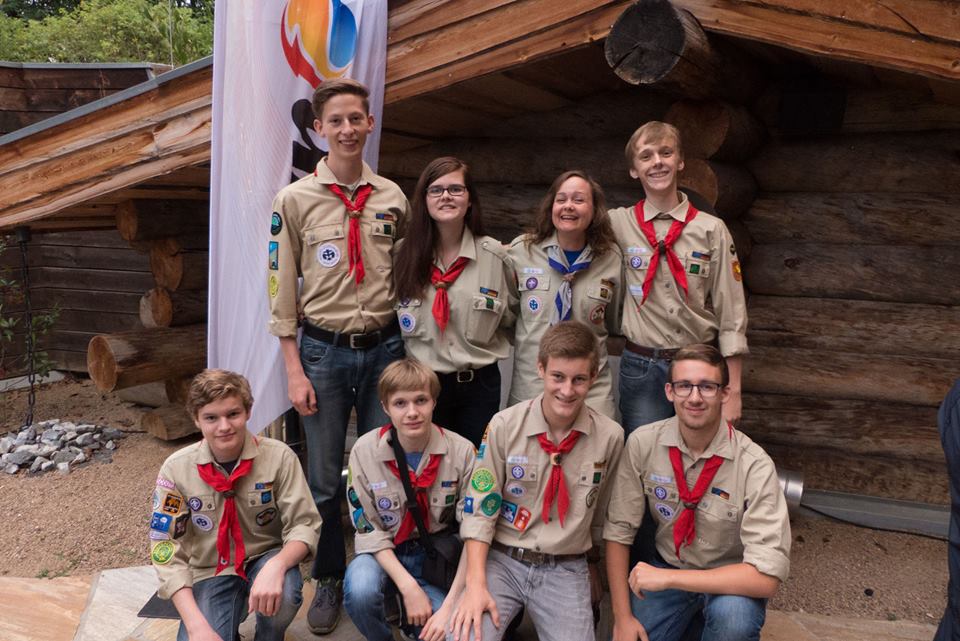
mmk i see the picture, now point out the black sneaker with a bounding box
[307,577,342,635]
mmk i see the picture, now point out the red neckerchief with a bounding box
[537,430,583,526]
[326,182,373,284]
[385,446,443,545]
[430,256,470,333]
[196,458,254,579]
[634,199,698,304]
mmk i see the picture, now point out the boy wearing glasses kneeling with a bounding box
[604,345,791,641]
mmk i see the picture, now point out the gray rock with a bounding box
[40,460,55,472]
[104,440,117,451]
[57,462,70,475]
[64,431,78,442]
[40,428,63,442]
[14,444,39,455]
[38,444,58,458]
[101,428,126,441]
[76,424,96,433]
[7,450,35,466]
[88,441,101,450]
[0,436,13,454]
[53,450,76,465]
[75,433,94,447]
[37,419,59,427]
[59,422,76,432]
[29,457,48,473]
[72,451,86,464]
[5,463,19,474]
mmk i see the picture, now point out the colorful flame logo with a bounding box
[281,0,358,87]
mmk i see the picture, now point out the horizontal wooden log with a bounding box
[139,287,207,328]
[143,404,199,441]
[116,199,209,242]
[20,266,155,293]
[748,295,960,358]
[164,376,194,406]
[150,235,209,255]
[10,242,151,272]
[117,381,170,408]
[681,158,756,218]
[605,0,763,103]
[740,393,941,461]
[748,131,960,193]
[745,244,960,305]
[744,193,960,246]
[149,248,208,291]
[0,65,159,90]
[86,324,206,392]
[743,346,959,407]
[665,100,765,161]
[0,87,122,112]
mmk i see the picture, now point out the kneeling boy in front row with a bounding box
[344,358,476,641]
[149,369,321,641]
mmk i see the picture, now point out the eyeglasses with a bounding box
[426,184,467,198]
[669,381,722,398]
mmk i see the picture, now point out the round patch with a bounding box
[377,496,393,510]
[348,487,362,509]
[268,274,279,298]
[256,507,278,526]
[317,243,341,267]
[586,486,600,508]
[187,496,202,512]
[471,468,495,493]
[192,513,214,531]
[270,212,283,235]
[524,277,538,290]
[379,510,399,528]
[505,482,525,498]
[589,304,605,325]
[151,541,175,565]
[527,296,541,314]
[510,465,524,480]
[480,492,502,516]
[630,256,644,269]
[399,312,416,333]
[655,502,675,521]
[654,486,668,500]
[151,489,161,511]
[732,260,742,282]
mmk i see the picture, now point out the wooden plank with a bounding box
[15,243,151,271]
[745,244,960,305]
[0,110,49,134]
[387,0,515,43]
[743,193,960,245]
[28,266,155,292]
[748,295,960,358]
[743,346,959,406]
[46,349,89,373]
[17,229,134,249]
[31,288,143,313]
[0,88,120,112]
[504,42,624,100]
[54,309,142,334]
[0,66,156,90]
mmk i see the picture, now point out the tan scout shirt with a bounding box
[506,234,623,417]
[347,424,476,555]
[149,434,321,599]
[460,396,624,555]
[268,159,410,336]
[608,194,748,356]
[395,228,515,373]
[603,417,790,582]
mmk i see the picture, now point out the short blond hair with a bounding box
[186,369,254,419]
[537,321,600,377]
[624,121,683,167]
[312,78,370,119]
[378,358,440,405]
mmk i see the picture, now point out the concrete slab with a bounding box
[763,611,820,641]
[0,574,93,641]
[787,611,937,641]
[75,566,160,641]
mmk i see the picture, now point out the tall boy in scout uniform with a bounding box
[268,78,409,633]
[451,321,624,641]
[604,345,790,641]
[343,358,476,641]
[609,122,747,433]
[149,369,321,641]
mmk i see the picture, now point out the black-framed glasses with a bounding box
[669,381,722,398]
[426,184,467,198]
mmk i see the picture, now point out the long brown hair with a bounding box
[394,157,486,302]
[524,170,615,256]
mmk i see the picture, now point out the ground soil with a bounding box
[0,376,948,625]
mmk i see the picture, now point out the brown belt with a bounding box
[491,541,585,567]
[623,341,680,361]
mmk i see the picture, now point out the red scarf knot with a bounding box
[537,430,582,527]
[328,183,374,284]
[430,256,470,334]
[633,200,699,305]
[196,458,254,580]
[668,446,724,559]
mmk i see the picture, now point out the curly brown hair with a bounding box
[524,170,615,256]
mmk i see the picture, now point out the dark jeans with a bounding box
[618,350,674,436]
[937,379,960,641]
[434,362,501,448]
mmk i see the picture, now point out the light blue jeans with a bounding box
[300,331,405,578]
[344,540,447,641]
[618,350,674,436]
[176,548,302,641]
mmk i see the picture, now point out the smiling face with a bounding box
[194,394,250,463]
[551,176,594,246]
[629,134,684,198]
[665,359,729,435]
[537,356,596,431]
[425,169,470,227]
[313,93,373,163]
[383,388,437,451]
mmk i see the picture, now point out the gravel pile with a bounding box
[0,419,127,475]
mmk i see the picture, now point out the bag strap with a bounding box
[389,426,436,551]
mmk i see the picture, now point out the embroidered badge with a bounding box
[514,507,531,531]
[151,489,161,511]
[268,241,279,270]
[711,487,730,501]
[500,500,518,523]
[464,497,474,514]
[270,212,283,235]
[348,487,362,509]
[527,296,542,314]
[650,473,673,484]
[399,312,416,333]
[480,287,499,297]
[379,510,399,528]
[506,455,528,464]
[192,513,214,531]
[589,304,605,324]
[477,443,486,460]
[505,482,525,498]
[511,465,525,480]
[654,486,668,500]
[148,529,169,540]
[732,260,742,281]
[630,256,645,270]
[187,496,202,512]
[151,541,175,565]
[150,512,172,532]
[317,243,341,268]
[655,502,675,521]
[525,277,539,290]
[471,468,495,493]
[268,274,279,298]
[156,476,175,490]
[256,508,278,526]
[480,492,502,517]
[586,486,599,508]
[377,496,393,510]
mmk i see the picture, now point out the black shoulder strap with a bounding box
[388,426,435,550]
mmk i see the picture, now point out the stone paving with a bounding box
[0,565,937,641]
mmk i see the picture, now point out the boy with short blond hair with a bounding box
[149,369,321,641]
[344,358,476,641]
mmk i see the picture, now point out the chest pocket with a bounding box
[519,272,551,321]
[191,494,217,513]
[581,283,614,325]
[304,224,345,271]
[370,221,397,241]
[246,489,275,508]
[396,298,425,338]
[695,496,740,549]
[466,295,504,344]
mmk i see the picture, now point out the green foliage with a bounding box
[0,0,213,65]
[0,238,60,379]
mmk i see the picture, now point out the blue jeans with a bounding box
[176,549,303,641]
[629,559,766,641]
[344,540,447,641]
[618,350,674,436]
[300,332,405,579]
[936,379,960,641]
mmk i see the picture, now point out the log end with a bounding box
[140,288,174,328]
[86,335,118,392]
[604,0,686,86]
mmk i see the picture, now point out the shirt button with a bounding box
[535,545,541,551]
[664,283,671,289]
[669,308,675,314]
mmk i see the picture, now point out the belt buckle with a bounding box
[349,333,368,349]
[456,369,474,383]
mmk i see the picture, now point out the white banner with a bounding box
[209,0,388,432]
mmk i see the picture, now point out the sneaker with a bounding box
[307,577,342,635]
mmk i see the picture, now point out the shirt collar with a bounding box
[521,393,595,440]
[375,424,450,468]
[195,430,259,466]
[662,415,735,462]
[433,226,477,269]
[312,157,377,190]
[642,192,690,223]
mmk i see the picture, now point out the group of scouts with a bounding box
[148,78,792,641]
